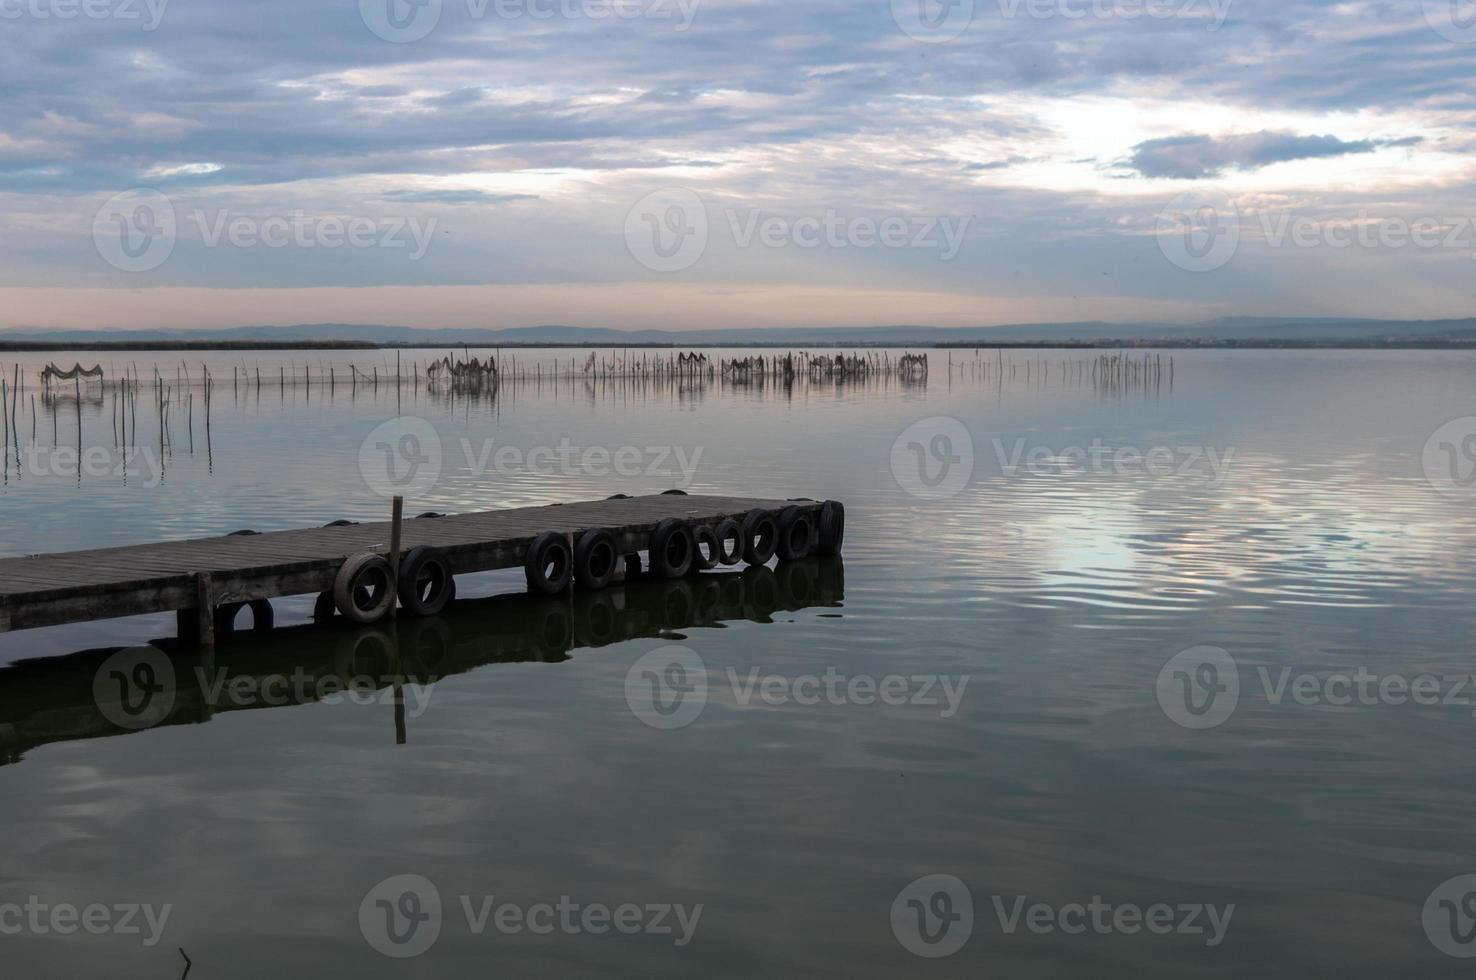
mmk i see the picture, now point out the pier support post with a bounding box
[194,572,215,653]
[388,496,403,621]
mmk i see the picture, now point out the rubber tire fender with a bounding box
[817,500,845,556]
[398,545,457,617]
[741,510,779,566]
[649,519,695,579]
[775,506,816,562]
[574,528,620,591]
[524,531,574,596]
[333,552,396,624]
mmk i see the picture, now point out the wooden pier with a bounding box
[0,494,845,647]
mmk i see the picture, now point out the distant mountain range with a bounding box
[2,317,1475,347]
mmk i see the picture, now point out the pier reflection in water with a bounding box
[0,557,843,765]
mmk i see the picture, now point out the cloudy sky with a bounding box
[1,0,1473,330]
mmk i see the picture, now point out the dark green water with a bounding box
[2,348,1476,976]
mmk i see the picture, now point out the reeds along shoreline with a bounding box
[10,349,1173,398]
[0,348,1177,483]
[940,349,1173,395]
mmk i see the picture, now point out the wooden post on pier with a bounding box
[195,571,215,653]
[388,496,403,621]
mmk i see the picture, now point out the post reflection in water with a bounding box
[0,557,843,765]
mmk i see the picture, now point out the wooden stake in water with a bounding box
[388,495,404,621]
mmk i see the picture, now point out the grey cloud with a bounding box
[1127,131,1423,179]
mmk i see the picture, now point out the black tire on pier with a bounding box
[607,493,631,500]
[398,545,457,617]
[691,524,720,572]
[649,519,695,579]
[324,519,357,528]
[713,518,743,566]
[524,532,574,595]
[816,500,845,556]
[313,591,337,622]
[574,529,620,591]
[775,506,816,562]
[215,598,275,634]
[229,529,260,537]
[740,510,779,566]
[333,552,396,624]
[661,489,688,496]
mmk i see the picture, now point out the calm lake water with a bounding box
[2,348,1476,977]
